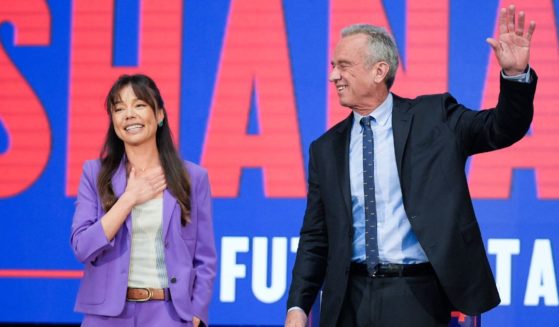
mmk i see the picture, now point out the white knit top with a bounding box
[128,198,169,288]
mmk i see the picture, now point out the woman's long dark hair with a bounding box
[97,74,191,225]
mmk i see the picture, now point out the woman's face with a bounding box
[111,84,164,148]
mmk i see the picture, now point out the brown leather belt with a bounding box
[126,287,170,302]
[350,262,434,278]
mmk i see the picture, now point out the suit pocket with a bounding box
[178,269,195,305]
[77,263,108,304]
[189,269,197,297]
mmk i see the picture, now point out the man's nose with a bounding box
[328,67,340,82]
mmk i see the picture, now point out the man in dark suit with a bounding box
[285,5,537,327]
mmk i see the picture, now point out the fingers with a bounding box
[126,166,167,202]
[506,4,515,33]
[144,172,167,197]
[496,5,535,41]
[498,7,507,34]
[526,20,536,41]
[151,178,167,193]
[130,176,166,204]
[148,168,166,192]
[486,38,500,52]
[146,169,166,185]
[285,309,308,327]
[516,11,525,36]
[515,9,535,42]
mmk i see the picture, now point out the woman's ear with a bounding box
[157,109,165,126]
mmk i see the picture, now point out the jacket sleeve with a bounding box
[190,168,217,326]
[70,161,114,263]
[448,69,537,156]
[287,141,328,314]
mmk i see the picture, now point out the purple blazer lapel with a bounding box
[111,158,132,234]
[162,189,177,241]
[111,159,127,197]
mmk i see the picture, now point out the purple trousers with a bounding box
[81,300,193,327]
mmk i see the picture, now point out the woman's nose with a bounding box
[124,106,136,118]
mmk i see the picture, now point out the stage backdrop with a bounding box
[0,0,558,325]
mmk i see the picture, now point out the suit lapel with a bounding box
[111,158,132,234]
[333,113,353,221]
[112,158,127,197]
[162,189,177,241]
[392,95,413,177]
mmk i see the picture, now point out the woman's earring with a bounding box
[158,120,163,127]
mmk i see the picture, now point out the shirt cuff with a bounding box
[501,65,531,83]
[288,306,305,313]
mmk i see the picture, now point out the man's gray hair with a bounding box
[341,24,399,90]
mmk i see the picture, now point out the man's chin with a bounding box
[338,99,352,108]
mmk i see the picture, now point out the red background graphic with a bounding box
[0,0,557,325]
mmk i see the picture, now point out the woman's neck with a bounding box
[124,143,160,172]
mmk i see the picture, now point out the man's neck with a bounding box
[351,91,390,116]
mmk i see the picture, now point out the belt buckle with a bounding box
[128,288,153,302]
[369,265,384,278]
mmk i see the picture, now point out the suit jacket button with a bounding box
[170,277,177,284]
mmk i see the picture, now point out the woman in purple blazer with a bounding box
[71,74,216,327]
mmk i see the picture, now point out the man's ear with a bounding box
[372,61,390,84]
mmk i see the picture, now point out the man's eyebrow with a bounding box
[332,59,353,66]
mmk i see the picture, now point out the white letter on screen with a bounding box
[252,237,287,303]
[488,238,520,305]
[524,239,559,306]
[290,237,299,253]
[220,236,249,302]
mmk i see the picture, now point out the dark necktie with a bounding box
[360,116,379,274]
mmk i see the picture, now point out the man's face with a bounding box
[329,34,378,110]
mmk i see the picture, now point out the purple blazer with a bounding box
[70,158,217,325]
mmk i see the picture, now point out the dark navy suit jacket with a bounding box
[287,71,538,326]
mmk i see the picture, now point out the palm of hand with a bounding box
[487,5,535,76]
[496,32,530,73]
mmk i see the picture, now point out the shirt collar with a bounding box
[352,93,393,128]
